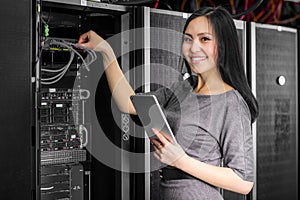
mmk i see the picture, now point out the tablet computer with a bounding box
[130,94,177,142]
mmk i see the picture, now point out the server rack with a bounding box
[37,1,133,200]
[0,0,146,199]
[139,7,248,200]
[147,8,189,200]
[0,0,37,199]
[250,22,298,200]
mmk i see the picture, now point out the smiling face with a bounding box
[182,16,218,75]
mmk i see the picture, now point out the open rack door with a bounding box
[0,0,38,199]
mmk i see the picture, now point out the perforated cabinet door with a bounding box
[252,23,298,200]
[148,9,188,200]
[149,9,188,91]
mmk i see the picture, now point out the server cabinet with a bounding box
[135,8,190,200]
[250,23,298,200]
[137,7,248,200]
[148,8,187,200]
[0,0,38,199]
[38,1,132,200]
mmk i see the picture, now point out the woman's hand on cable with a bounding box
[78,30,113,55]
[78,30,115,67]
[151,128,188,168]
[78,30,104,49]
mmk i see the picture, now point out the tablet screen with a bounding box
[130,95,177,142]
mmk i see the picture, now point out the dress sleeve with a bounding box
[144,86,171,107]
[220,95,254,182]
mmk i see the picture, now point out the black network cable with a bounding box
[232,0,264,19]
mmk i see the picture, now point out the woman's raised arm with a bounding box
[78,30,137,115]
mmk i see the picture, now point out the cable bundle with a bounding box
[41,38,97,85]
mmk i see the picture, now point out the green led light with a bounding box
[44,24,49,37]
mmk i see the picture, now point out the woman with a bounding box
[78,6,258,200]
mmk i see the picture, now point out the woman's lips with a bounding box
[191,56,207,64]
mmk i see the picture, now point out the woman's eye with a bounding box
[184,37,192,42]
[201,37,211,42]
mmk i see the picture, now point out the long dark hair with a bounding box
[182,6,259,123]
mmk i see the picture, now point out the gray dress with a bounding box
[148,80,254,200]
